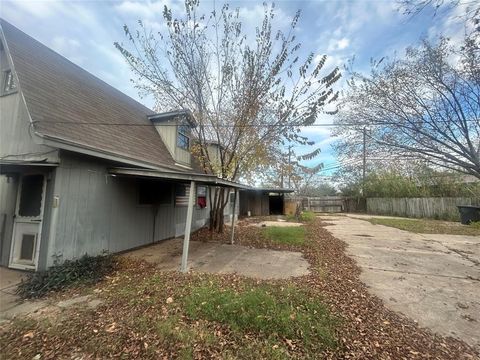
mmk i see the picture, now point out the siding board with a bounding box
[47,152,211,267]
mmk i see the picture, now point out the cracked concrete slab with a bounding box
[0,267,25,317]
[319,215,480,351]
[124,238,310,279]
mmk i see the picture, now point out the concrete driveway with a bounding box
[320,215,480,351]
[124,237,310,279]
[0,267,24,315]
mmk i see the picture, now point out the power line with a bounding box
[31,119,479,128]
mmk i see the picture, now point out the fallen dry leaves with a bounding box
[193,218,479,359]
[0,217,478,359]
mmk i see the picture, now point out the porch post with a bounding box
[181,181,196,273]
[230,188,238,245]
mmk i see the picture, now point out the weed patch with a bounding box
[365,217,480,236]
[286,211,315,223]
[16,253,116,299]
[264,226,306,246]
[183,281,337,353]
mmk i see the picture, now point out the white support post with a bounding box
[230,188,238,245]
[181,181,196,273]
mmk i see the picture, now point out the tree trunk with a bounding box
[209,187,229,233]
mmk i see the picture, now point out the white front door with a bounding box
[9,174,46,270]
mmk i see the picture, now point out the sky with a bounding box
[0,0,465,176]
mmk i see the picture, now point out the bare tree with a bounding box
[115,0,340,232]
[333,37,480,179]
[399,0,478,18]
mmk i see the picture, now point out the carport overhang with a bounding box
[108,167,248,273]
[240,187,294,194]
[239,187,294,216]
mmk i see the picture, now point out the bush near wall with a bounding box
[16,253,115,299]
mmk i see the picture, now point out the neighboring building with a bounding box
[239,188,293,216]
[0,19,243,271]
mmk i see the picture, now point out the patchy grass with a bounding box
[286,211,316,223]
[470,221,480,230]
[0,263,337,359]
[1,218,478,359]
[263,226,306,246]
[183,281,337,353]
[365,217,480,236]
[299,211,316,222]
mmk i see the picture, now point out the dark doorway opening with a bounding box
[269,194,284,215]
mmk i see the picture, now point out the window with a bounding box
[18,175,44,217]
[177,124,190,150]
[3,70,16,93]
[138,180,172,205]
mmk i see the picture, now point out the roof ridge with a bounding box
[0,17,153,117]
[0,18,187,170]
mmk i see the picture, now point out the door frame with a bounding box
[9,173,47,270]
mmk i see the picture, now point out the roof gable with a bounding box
[0,19,178,170]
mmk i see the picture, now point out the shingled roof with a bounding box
[0,19,181,170]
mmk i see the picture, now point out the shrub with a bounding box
[16,253,115,299]
[299,211,315,222]
[470,221,480,230]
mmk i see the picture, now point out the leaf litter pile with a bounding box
[1,218,478,359]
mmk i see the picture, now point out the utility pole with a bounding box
[362,127,366,194]
[287,145,292,189]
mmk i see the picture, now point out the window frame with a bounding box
[176,124,190,150]
[2,69,17,95]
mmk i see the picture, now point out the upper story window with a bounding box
[177,124,190,150]
[3,70,16,93]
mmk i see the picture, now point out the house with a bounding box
[0,19,243,272]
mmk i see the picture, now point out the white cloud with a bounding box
[327,37,350,53]
[51,36,80,51]
[51,36,85,65]
[115,0,182,19]
[4,0,65,19]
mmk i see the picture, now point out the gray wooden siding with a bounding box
[223,190,240,222]
[239,190,269,216]
[154,121,191,166]
[0,92,59,162]
[175,146,191,166]
[46,152,210,268]
[0,175,17,266]
[0,45,58,163]
[155,121,176,158]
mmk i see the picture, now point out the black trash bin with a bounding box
[457,205,480,225]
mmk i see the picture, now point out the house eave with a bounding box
[37,133,185,172]
[148,109,197,127]
[108,167,250,189]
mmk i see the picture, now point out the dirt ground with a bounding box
[320,214,480,351]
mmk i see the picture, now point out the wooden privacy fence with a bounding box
[292,196,344,213]
[366,197,480,220]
